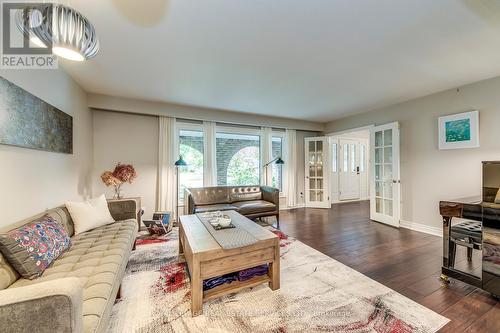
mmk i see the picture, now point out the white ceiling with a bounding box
[63,0,500,122]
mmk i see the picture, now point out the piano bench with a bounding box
[450,220,482,266]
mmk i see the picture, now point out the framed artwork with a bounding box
[0,77,73,154]
[438,110,479,150]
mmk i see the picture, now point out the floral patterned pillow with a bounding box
[0,215,71,279]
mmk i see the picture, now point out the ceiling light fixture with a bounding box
[16,3,99,61]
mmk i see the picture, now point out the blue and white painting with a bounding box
[445,118,471,143]
[439,111,479,150]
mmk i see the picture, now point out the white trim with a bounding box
[304,136,331,208]
[216,124,263,136]
[330,197,370,204]
[281,203,305,210]
[400,220,442,237]
[177,121,203,132]
[369,122,401,227]
[326,124,375,137]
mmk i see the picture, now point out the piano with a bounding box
[439,161,500,296]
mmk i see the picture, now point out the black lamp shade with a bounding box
[174,156,187,166]
[275,157,285,165]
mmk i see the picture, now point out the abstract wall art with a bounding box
[438,110,479,150]
[0,76,73,154]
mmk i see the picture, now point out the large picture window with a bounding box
[179,129,204,202]
[216,132,261,186]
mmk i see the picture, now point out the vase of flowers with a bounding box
[101,163,137,199]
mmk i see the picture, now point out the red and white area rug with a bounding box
[108,228,449,332]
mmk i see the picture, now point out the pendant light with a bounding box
[16,3,99,61]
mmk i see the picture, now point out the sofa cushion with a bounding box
[0,253,19,290]
[66,195,115,235]
[229,186,262,203]
[495,188,500,204]
[232,200,276,215]
[0,207,75,290]
[0,215,71,279]
[8,219,137,333]
[189,187,230,205]
[194,204,238,213]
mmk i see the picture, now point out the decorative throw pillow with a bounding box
[0,215,71,279]
[66,194,115,235]
[495,189,500,204]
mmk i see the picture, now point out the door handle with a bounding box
[356,166,360,175]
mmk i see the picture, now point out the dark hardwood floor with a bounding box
[277,200,500,333]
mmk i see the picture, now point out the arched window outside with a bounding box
[226,146,260,186]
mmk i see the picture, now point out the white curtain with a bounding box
[285,129,297,208]
[261,127,273,186]
[203,121,217,186]
[157,117,178,217]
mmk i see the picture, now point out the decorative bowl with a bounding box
[218,216,232,227]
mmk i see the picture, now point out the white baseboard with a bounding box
[331,197,370,204]
[400,220,442,237]
[280,203,305,211]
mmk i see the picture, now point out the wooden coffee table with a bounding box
[178,210,280,316]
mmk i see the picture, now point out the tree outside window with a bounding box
[179,130,204,203]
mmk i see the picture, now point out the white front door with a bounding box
[305,137,330,208]
[339,139,361,200]
[370,122,401,227]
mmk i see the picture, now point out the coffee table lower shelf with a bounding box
[203,275,271,301]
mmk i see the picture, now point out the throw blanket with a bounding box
[203,265,269,290]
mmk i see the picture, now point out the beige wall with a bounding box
[93,111,159,218]
[324,76,500,232]
[92,110,318,215]
[0,70,93,227]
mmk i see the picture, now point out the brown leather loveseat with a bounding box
[185,186,280,227]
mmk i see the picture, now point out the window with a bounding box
[360,144,366,172]
[271,136,283,191]
[178,130,204,203]
[351,144,356,172]
[216,132,260,186]
[332,143,338,173]
[343,144,348,172]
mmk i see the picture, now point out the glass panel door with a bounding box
[305,137,330,208]
[370,122,400,227]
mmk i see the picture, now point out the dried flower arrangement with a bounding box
[101,163,137,199]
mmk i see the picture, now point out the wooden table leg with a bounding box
[178,223,184,257]
[191,256,203,316]
[269,241,280,290]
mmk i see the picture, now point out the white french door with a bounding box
[339,139,361,200]
[305,137,330,208]
[370,122,401,227]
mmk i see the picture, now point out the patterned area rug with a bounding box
[108,228,449,332]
